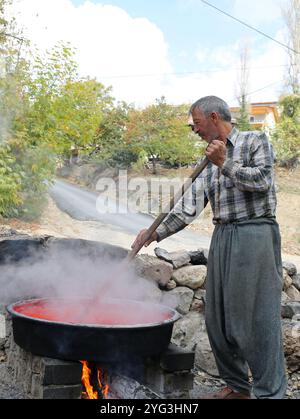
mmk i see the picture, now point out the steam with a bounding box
[0,241,177,314]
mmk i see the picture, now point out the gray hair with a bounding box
[190,96,232,122]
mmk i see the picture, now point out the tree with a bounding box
[0,28,115,218]
[273,94,300,165]
[282,0,300,94]
[125,98,198,174]
[91,101,132,162]
[235,41,251,131]
[48,78,113,157]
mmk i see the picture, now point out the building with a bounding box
[230,102,279,133]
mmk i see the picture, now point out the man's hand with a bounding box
[131,229,158,250]
[205,140,227,168]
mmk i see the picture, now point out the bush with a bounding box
[273,95,300,164]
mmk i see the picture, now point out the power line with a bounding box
[234,79,284,102]
[200,0,299,55]
[247,79,284,96]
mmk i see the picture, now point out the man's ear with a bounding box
[210,112,220,125]
[210,112,219,123]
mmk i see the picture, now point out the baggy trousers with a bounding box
[205,218,287,399]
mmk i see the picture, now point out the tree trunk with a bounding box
[152,156,157,175]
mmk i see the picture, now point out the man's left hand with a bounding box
[205,140,227,168]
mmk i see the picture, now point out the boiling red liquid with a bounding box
[13,299,173,326]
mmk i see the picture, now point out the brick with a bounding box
[159,344,195,372]
[146,367,194,395]
[42,358,82,386]
[42,384,82,400]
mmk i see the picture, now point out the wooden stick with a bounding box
[128,157,209,260]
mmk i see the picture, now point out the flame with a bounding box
[81,361,98,399]
[81,361,110,399]
[98,369,110,399]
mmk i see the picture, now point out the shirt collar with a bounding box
[227,127,239,147]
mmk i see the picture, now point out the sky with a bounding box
[7,0,291,107]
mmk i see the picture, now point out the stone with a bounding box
[282,292,290,303]
[188,249,209,266]
[167,287,194,315]
[0,351,6,362]
[283,269,293,291]
[172,312,205,349]
[190,299,205,313]
[194,289,207,302]
[282,302,300,319]
[172,265,207,290]
[171,312,219,377]
[283,262,297,277]
[286,286,300,302]
[195,332,219,377]
[282,319,300,372]
[134,255,173,287]
[165,280,177,291]
[154,248,191,269]
[292,274,300,292]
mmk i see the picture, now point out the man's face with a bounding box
[190,108,219,144]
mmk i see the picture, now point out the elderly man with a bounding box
[132,96,287,399]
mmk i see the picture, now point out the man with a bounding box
[132,96,287,399]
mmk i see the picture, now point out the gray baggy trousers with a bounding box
[205,218,287,399]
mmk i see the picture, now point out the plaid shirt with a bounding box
[156,128,277,242]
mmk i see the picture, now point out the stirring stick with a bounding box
[127,157,209,261]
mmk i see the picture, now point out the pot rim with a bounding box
[7,297,181,330]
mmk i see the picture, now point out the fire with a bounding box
[81,361,109,399]
[98,369,110,399]
[81,361,98,399]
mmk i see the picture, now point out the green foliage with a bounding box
[0,144,22,216]
[92,101,131,160]
[46,78,113,156]
[0,31,115,218]
[125,98,198,173]
[272,95,300,162]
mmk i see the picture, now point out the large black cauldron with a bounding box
[7,298,180,363]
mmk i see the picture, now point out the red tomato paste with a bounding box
[13,299,173,326]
